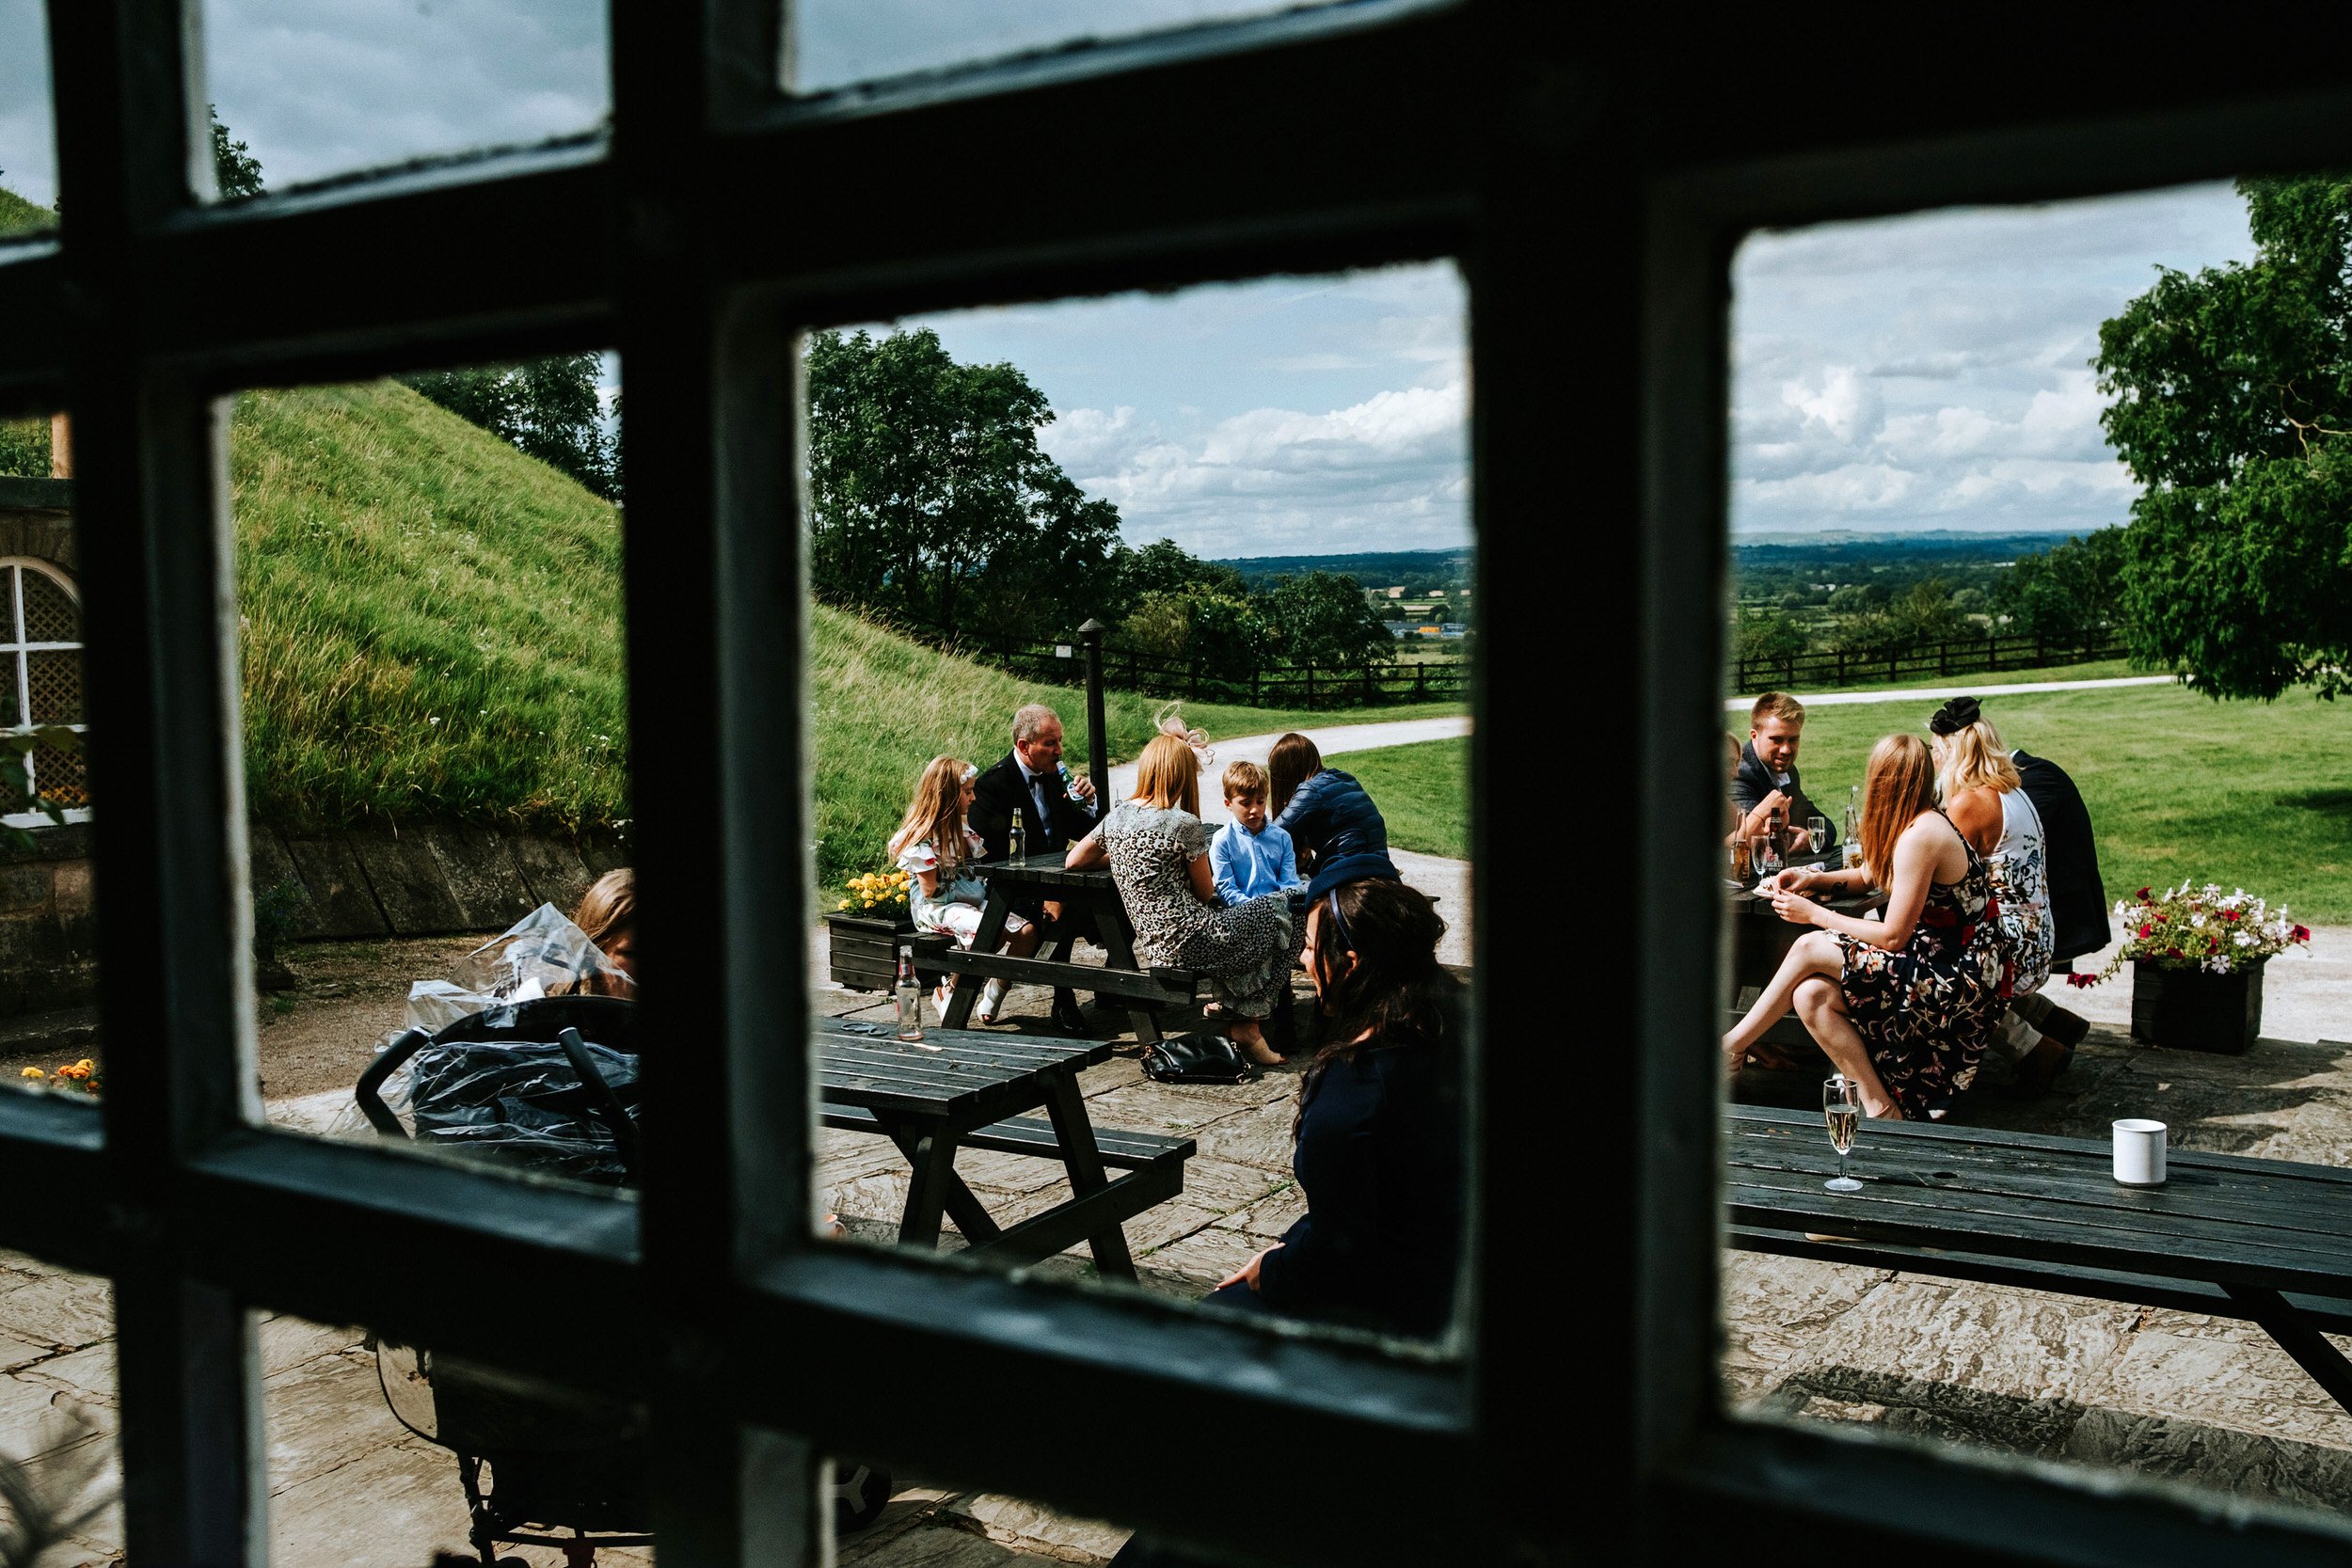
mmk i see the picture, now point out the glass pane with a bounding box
[263,1313,656,1566]
[24,649,79,725]
[233,357,638,1190]
[1722,180,2352,1519]
[0,3,57,242]
[789,0,1347,94]
[20,570,76,645]
[805,263,1472,1345]
[199,0,609,198]
[0,1255,119,1562]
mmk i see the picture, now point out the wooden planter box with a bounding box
[2130,958,2265,1054]
[826,911,914,992]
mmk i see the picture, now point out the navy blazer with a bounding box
[1730,740,1837,847]
[1274,768,1389,870]
[1254,1037,1461,1338]
[2013,749,2111,963]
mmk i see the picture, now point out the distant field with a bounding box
[1326,738,1468,862]
[1731,656,2140,701]
[1791,683,2352,924]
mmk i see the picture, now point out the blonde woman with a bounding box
[1722,734,2005,1120]
[1928,696,2061,1085]
[888,755,1040,1024]
[1065,733,1297,1066]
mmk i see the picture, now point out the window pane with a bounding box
[0,2,56,244]
[1722,181,2352,1520]
[232,358,640,1196]
[199,0,608,198]
[264,1313,657,1566]
[803,263,1472,1346]
[788,0,1348,95]
[0,1254,119,1562]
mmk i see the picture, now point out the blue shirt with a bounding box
[1209,819,1302,907]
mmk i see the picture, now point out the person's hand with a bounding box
[1787,825,1816,854]
[1769,886,1820,927]
[1767,868,1817,895]
[1069,774,1096,802]
[1218,1243,1282,1293]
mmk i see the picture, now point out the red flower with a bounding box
[2065,972,2097,989]
[2295,925,2312,942]
[2137,887,2152,900]
[2138,924,2153,938]
[2168,947,2182,958]
[2224,910,2240,922]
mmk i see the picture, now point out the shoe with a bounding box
[1051,989,1089,1037]
[972,978,1009,1026]
[2002,1037,2075,1100]
[2039,1004,2092,1049]
[932,981,956,1017]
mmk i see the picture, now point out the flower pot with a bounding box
[2130,958,2265,1054]
[826,911,914,992]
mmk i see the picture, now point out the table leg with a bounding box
[943,891,1012,1030]
[1041,1070,1136,1281]
[896,1131,963,1251]
[1089,896,1165,1045]
[2226,1284,2352,1416]
[879,1121,1002,1247]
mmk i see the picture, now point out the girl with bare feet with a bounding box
[1723,733,2005,1121]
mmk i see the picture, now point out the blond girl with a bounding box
[888,755,1039,1024]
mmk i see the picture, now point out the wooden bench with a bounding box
[911,930,1197,1028]
[1726,1106,2352,1412]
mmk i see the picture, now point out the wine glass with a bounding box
[1754,835,1782,882]
[1807,816,1830,858]
[1823,1075,1864,1193]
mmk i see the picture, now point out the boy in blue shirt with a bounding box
[1209,760,1305,907]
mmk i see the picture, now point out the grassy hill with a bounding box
[0,186,54,239]
[230,381,1462,884]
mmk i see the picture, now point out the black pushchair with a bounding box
[356,995,890,1564]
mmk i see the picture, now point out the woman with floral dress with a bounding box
[1723,733,2006,1119]
[1065,733,1298,1067]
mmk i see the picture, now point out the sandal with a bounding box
[971,977,1009,1026]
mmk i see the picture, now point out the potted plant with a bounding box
[825,868,914,992]
[2068,882,2312,1053]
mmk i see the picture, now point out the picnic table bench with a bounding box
[816,1015,1192,1280]
[1726,1105,2352,1412]
[924,849,1198,1042]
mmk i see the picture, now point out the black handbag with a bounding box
[1141,1031,1259,1085]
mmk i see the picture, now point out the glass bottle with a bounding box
[895,948,925,1041]
[1009,814,1027,866]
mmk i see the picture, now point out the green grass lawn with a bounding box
[1731,656,2143,701]
[1790,683,2352,923]
[1325,738,1468,861]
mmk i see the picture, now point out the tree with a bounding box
[211,107,264,199]
[1826,583,1884,613]
[1948,586,1989,618]
[1735,606,1811,666]
[1260,571,1396,669]
[405,356,621,501]
[1110,537,1245,614]
[1887,578,1971,645]
[1119,587,1274,680]
[804,327,1120,641]
[2096,173,2352,698]
[1994,530,2126,647]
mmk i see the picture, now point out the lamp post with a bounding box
[1078,617,1110,808]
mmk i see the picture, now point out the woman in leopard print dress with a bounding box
[1066,734,1297,1066]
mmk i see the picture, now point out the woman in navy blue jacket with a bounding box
[1209,875,1462,1338]
[1268,733,1391,895]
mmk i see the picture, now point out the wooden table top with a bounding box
[1726,1106,2352,1299]
[816,1014,1111,1119]
[972,848,1114,892]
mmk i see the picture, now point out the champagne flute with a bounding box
[1823,1074,1864,1193]
[1807,815,1830,857]
[1754,835,1782,882]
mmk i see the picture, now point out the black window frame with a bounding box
[0,5,2346,1563]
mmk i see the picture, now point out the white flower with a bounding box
[2235,931,2252,946]
[2191,913,2206,927]
[2208,957,2229,973]
[428,716,440,725]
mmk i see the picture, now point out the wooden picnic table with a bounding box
[1726,1105,2352,1412]
[1727,848,1880,1050]
[930,849,1196,1042]
[815,1014,1192,1280]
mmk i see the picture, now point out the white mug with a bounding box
[2113,1119,2168,1187]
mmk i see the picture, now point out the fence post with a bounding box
[1415,664,1427,698]
[1938,640,1949,677]
[2035,634,2045,667]
[1077,619,1111,806]
[1363,663,1375,705]
[1188,657,1200,699]
[1250,667,1261,706]
[1988,632,1997,673]
[1306,666,1316,707]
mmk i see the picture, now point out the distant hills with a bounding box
[1211,546,1472,588]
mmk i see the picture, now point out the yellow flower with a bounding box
[19,1067,41,1080]
[72,1059,91,1072]
[837,898,851,910]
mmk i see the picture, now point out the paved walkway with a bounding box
[1104,715,1469,823]
[1730,673,2173,710]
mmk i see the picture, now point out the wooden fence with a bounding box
[964,638,1470,711]
[1732,633,2129,693]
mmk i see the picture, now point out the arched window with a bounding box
[0,558,87,822]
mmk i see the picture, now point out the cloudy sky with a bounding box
[0,2,2269,552]
[1732,183,2255,535]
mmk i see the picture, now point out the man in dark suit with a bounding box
[969,703,1099,1034]
[2007,743,2108,1069]
[1730,691,1836,851]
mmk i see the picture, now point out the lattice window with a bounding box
[0,557,86,814]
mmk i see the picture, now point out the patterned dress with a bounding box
[1836,810,2006,1118]
[1989,787,2054,999]
[1099,802,1297,1019]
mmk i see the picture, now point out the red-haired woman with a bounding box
[1722,733,2004,1120]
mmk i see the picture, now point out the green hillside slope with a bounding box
[0,185,54,239]
[230,381,1460,879]
[234,382,629,832]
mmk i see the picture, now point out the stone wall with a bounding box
[0,820,625,1017]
